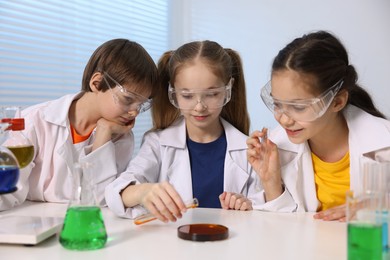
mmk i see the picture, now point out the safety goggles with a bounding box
[260,79,344,122]
[103,72,152,113]
[168,79,233,110]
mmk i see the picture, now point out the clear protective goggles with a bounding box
[168,78,233,110]
[260,79,344,122]
[103,72,152,113]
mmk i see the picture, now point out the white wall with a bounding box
[171,0,390,132]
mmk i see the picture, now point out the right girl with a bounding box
[247,31,390,221]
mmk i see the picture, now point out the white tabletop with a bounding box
[0,201,346,260]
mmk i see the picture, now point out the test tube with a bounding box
[259,127,268,157]
[134,198,199,225]
[260,127,268,144]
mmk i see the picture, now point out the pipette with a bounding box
[134,198,199,225]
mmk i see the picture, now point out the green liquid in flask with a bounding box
[348,223,382,260]
[59,206,107,250]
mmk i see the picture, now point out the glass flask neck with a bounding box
[1,118,25,131]
[69,162,98,207]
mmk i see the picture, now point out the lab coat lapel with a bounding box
[43,93,81,127]
[270,126,319,211]
[221,119,251,193]
[223,158,250,193]
[44,94,80,175]
[299,143,319,211]
[160,117,194,201]
[160,117,186,148]
[166,152,193,201]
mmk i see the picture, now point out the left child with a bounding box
[0,39,158,211]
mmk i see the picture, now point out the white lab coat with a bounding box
[105,116,295,218]
[269,105,390,212]
[0,93,134,211]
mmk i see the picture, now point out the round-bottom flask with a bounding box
[1,118,34,168]
[0,145,20,194]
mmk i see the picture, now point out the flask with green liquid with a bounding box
[59,162,107,250]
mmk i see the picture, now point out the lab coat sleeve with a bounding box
[105,131,162,219]
[251,187,298,212]
[80,132,134,207]
[246,170,298,212]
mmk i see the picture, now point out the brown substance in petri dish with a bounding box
[177,224,229,241]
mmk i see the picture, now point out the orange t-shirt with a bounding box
[70,125,93,144]
[312,152,350,211]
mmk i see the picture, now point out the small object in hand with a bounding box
[177,223,229,241]
[134,198,199,225]
[259,127,268,145]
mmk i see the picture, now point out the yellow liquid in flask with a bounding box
[8,145,34,168]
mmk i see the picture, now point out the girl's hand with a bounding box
[137,181,186,223]
[246,128,283,201]
[219,191,253,211]
[313,204,346,221]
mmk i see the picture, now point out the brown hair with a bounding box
[81,39,158,96]
[152,40,250,134]
[272,31,385,118]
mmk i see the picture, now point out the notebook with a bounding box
[0,215,64,245]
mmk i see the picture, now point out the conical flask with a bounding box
[59,162,107,250]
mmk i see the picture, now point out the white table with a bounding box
[0,201,346,260]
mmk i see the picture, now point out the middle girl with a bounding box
[106,41,278,222]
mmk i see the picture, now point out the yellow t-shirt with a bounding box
[312,152,350,211]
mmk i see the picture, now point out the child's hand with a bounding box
[92,117,135,151]
[96,117,136,136]
[246,129,283,201]
[138,181,187,223]
[313,204,346,222]
[219,191,253,211]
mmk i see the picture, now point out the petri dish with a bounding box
[177,223,229,242]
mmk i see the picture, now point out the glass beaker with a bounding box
[347,190,383,260]
[361,160,390,254]
[59,162,107,250]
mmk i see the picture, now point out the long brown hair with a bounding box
[152,40,250,134]
[272,31,385,118]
